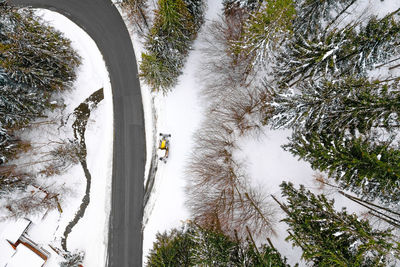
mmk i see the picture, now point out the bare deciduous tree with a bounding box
[2,184,59,219]
[186,117,276,239]
[121,0,149,35]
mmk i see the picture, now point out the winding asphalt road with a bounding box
[9,0,145,266]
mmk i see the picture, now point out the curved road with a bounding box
[9,0,146,266]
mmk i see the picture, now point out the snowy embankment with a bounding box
[38,10,114,266]
[0,10,112,266]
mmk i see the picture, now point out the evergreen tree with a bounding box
[278,181,400,266]
[0,1,81,164]
[0,126,17,164]
[0,4,81,91]
[271,77,400,135]
[293,0,356,35]
[147,223,291,266]
[285,130,400,203]
[233,0,296,69]
[0,75,47,163]
[0,78,48,129]
[147,227,195,266]
[183,0,205,31]
[140,0,204,92]
[277,11,400,85]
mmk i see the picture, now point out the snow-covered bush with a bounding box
[60,250,85,267]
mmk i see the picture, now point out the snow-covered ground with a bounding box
[135,0,400,266]
[1,0,399,266]
[0,10,112,266]
[38,10,113,266]
[136,1,225,263]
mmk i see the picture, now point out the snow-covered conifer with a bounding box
[285,130,400,203]
[0,4,80,91]
[293,0,356,35]
[277,11,400,85]
[183,0,205,31]
[233,0,296,70]
[279,182,400,266]
[147,223,291,266]
[271,77,400,135]
[140,0,204,92]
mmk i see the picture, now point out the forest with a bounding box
[0,1,81,218]
[2,0,400,265]
[123,0,400,265]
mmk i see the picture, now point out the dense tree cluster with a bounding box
[147,222,291,266]
[144,0,400,263]
[139,0,205,92]
[277,182,400,266]
[266,2,400,205]
[0,1,80,191]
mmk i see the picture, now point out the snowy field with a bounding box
[0,10,112,266]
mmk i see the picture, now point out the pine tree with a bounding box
[271,77,400,135]
[0,76,47,163]
[233,0,296,69]
[285,130,400,203]
[276,23,353,85]
[147,227,195,266]
[277,11,400,85]
[0,4,81,91]
[140,0,203,92]
[0,78,48,129]
[183,0,205,31]
[293,0,356,35]
[278,181,400,266]
[147,223,291,266]
[0,126,11,162]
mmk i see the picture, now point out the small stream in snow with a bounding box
[61,88,104,251]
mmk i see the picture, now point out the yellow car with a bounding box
[158,133,171,162]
